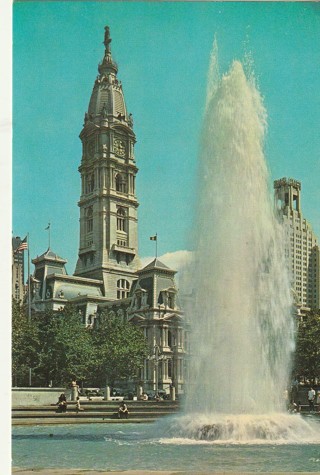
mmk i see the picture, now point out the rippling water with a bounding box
[12,419,320,472]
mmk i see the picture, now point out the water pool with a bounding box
[12,417,320,472]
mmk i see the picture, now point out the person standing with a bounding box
[291,378,299,402]
[316,390,320,412]
[308,387,316,412]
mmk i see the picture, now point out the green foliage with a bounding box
[12,300,40,386]
[12,301,149,388]
[32,304,93,387]
[90,313,149,387]
[294,309,320,383]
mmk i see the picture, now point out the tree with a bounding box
[12,300,39,386]
[12,301,149,389]
[90,313,149,387]
[294,309,320,384]
[31,304,93,387]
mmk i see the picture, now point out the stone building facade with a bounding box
[20,26,188,395]
[12,236,26,303]
[74,26,140,300]
[274,177,320,310]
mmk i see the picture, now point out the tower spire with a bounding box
[75,24,139,297]
[104,26,112,54]
[99,25,118,75]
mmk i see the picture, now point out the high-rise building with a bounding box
[74,27,140,299]
[274,177,320,310]
[12,236,26,302]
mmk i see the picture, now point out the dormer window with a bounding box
[159,289,176,309]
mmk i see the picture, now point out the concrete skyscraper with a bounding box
[12,236,26,302]
[274,177,320,310]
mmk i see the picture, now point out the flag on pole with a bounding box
[16,236,28,252]
[150,235,157,241]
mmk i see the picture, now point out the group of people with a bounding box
[56,386,83,414]
[56,391,129,419]
[287,379,320,414]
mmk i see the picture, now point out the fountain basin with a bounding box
[12,419,320,472]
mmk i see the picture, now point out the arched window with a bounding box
[117,207,126,231]
[117,279,130,299]
[115,173,126,193]
[86,206,93,233]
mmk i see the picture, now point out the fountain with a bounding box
[12,42,320,474]
[166,41,319,442]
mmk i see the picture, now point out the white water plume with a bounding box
[180,45,299,437]
[164,413,320,444]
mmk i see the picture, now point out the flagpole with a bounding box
[27,232,31,323]
[27,232,32,387]
[150,234,158,259]
[46,222,51,249]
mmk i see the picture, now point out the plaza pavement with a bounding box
[12,470,320,475]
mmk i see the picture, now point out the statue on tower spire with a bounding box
[99,25,117,75]
[104,26,112,54]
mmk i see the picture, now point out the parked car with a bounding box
[146,389,169,400]
[79,388,104,400]
[110,387,124,397]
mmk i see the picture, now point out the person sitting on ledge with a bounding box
[75,396,84,414]
[118,402,129,419]
[56,392,67,413]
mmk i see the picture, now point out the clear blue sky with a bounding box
[12,1,320,275]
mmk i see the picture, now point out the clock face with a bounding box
[114,138,126,157]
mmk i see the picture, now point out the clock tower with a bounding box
[74,26,140,299]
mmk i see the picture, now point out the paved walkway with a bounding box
[12,417,155,426]
[12,470,320,475]
[13,470,179,475]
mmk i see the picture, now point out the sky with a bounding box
[11,1,320,277]
[2,2,320,466]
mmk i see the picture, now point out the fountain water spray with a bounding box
[185,45,294,415]
[166,43,320,442]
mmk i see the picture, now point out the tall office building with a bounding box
[274,178,320,310]
[12,236,26,302]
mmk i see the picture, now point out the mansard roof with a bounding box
[46,274,103,300]
[32,248,67,265]
[139,258,176,274]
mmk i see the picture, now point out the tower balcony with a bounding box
[79,243,96,255]
[111,243,136,256]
